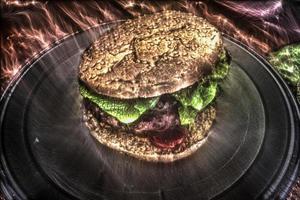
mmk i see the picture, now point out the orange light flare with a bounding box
[92,0,272,54]
[1,38,20,81]
[216,0,300,50]
[3,0,38,7]
[1,1,65,90]
[1,0,292,92]
[193,1,271,54]
[0,0,121,92]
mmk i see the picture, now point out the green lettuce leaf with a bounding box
[173,81,218,125]
[173,82,218,111]
[173,50,229,125]
[210,50,230,81]
[269,44,300,102]
[177,105,198,125]
[269,44,300,86]
[80,85,159,124]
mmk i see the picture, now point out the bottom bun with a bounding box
[83,105,216,162]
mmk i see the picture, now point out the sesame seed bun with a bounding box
[79,10,223,99]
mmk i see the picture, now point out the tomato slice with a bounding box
[150,127,186,149]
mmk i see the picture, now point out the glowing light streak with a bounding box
[1,0,297,91]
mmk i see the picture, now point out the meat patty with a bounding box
[84,95,187,148]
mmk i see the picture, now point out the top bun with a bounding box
[79,10,223,99]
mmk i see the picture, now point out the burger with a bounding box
[79,11,230,162]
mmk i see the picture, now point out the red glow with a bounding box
[1,0,298,92]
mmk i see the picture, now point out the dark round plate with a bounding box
[0,23,299,200]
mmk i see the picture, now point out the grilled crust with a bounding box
[83,105,216,162]
[79,10,223,99]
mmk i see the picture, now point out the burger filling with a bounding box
[80,50,230,149]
